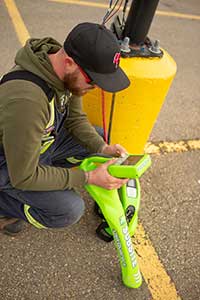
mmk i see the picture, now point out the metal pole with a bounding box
[122,0,160,45]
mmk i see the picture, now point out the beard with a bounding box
[63,70,94,97]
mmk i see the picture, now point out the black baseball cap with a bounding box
[63,22,130,93]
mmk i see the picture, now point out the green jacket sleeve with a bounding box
[63,95,106,153]
[2,81,86,191]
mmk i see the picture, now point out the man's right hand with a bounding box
[85,159,128,190]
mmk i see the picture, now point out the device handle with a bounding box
[80,155,112,172]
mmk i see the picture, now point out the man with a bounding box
[0,22,130,235]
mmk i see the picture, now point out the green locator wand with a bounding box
[80,154,151,288]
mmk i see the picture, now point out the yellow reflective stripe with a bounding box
[66,157,82,164]
[42,133,53,140]
[46,98,55,129]
[40,139,55,154]
[24,204,47,229]
[40,98,55,154]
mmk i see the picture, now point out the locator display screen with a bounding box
[121,155,143,166]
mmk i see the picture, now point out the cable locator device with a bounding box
[80,153,151,288]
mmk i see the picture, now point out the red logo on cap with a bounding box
[113,52,121,68]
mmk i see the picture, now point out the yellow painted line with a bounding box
[157,10,200,21]
[145,139,200,155]
[49,0,200,21]
[134,223,182,300]
[4,1,182,299]
[49,0,109,9]
[4,0,30,46]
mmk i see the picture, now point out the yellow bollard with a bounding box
[83,49,177,154]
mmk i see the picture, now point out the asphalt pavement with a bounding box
[0,1,200,300]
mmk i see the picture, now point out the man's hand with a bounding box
[85,159,128,190]
[101,143,128,157]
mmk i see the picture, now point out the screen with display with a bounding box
[121,155,143,166]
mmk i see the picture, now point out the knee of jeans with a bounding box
[26,191,85,229]
[45,195,85,228]
[63,196,85,226]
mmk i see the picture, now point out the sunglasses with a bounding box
[77,65,95,86]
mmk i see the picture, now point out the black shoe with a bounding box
[0,216,23,236]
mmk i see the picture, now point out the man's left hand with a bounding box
[101,144,128,157]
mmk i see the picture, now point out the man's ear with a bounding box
[64,56,77,74]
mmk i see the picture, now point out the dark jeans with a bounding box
[0,127,103,228]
